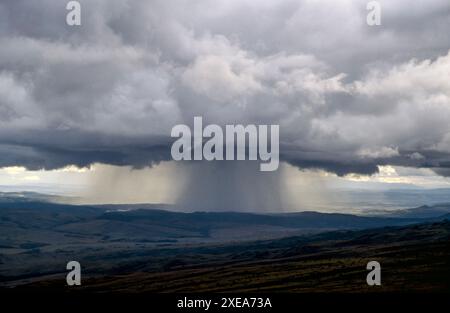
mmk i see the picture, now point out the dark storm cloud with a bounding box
[0,131,171,170]
[0,0,450,176]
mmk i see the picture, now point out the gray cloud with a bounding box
[0,0,450,178]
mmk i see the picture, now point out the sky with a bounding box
[0,0,450,210]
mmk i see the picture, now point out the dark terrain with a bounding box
[4,220,448,293]
[1,193,450,292]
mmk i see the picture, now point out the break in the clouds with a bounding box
[0,0,450,177]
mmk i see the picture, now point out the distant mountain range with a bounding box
[1,191,450,248]
[384,203,450,219]
[1,199,448,247]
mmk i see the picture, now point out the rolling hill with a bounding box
[1,193,450,290]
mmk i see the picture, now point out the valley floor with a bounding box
[8,220,450,293]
